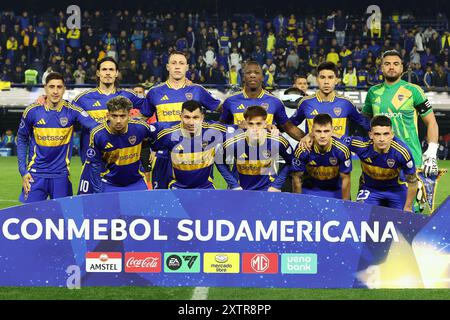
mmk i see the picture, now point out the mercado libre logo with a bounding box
[203,253,240,273]
[164,252,200,273]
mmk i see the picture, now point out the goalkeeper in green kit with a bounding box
[363,50,440,212]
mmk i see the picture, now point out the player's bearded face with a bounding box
[317,70,337,94]
[181,109,204,135]
[244,65,263,90]
[370,126,394,151]
[97,61,118,86]
[45,79,65,104]
[246,116,267,141]
[107,110,129,133]
[312,124,333,147]
[167,55,188,81]
[382,56,403,82]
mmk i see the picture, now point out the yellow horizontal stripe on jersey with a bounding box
[156,102,183,122]
[87,109,108,123]
[236,159,273,175]
[33,126,73,147]
[171,148,216,171]
[233,113,274,125]
[306,165,339,180]
[361,162,401,180]
[102,143,142,166]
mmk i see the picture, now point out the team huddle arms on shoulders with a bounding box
[17,52,439,214]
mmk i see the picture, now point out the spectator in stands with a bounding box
[424,65,435,88]
[1,129,16,155]
[73,65,86,85]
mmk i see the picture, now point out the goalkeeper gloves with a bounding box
[422,142,439,177]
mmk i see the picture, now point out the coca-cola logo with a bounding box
[126,257,159,268]
[124,252,162,273]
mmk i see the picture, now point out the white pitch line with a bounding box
[0,199,19,202]
[191,286,209,300]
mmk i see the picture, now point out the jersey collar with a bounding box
[44,100,65,112]
[97,87,117,95]
[315,91,336,103]
[242,88,265,99]
[166,80,187,89]
[313,140,332,154]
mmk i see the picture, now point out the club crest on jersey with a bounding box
[185,93,193,100]
[397,94,404,102]
[261,103,269,110]
[333,107,342,116]
[60,117,69,127]
[329,157,337,165]
[128,135,137,145]
[387,159,395,168]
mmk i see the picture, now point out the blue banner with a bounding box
[0,190,448,288]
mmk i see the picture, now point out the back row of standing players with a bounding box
[17,50,439,213]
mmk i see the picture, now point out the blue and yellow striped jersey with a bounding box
[222,132,294,190]
[346,136,416,189]
[156,122,232,189]
[141,81,221,123]
[87,119,155,189]
[72,87,147,162]
[292,137,352,190]
[219,90,289,126]
[17,100,97,177]
[289,92,370,137]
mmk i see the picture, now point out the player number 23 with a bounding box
[356,190,371,201]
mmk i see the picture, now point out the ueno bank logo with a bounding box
[125,252,161,273]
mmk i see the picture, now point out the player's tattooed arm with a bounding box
[404,174,419,213]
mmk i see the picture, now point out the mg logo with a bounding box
[251,254,269,272]
[243,253,278,274]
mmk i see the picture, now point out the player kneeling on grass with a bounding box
[218,105,294,191]
[81,96,156,194]
[345,115,418,212]
[155,100,236,189]
[291,113,352,200]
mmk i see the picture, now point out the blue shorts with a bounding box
[151,154,173,190]
[356,185,407,210]
[303,188,342,199]
[19,175,73,203]
[168,181,215,189]
[102,178,148,193]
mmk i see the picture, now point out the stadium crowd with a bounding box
[0,9,449,89]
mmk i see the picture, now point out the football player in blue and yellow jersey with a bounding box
[291,113,352,200]
[140,51,222,189]
[219,106,294,191]
[83,96,156,193]
[155,100,236,189]
[292,62,370,148]
[17,72,98,203]
[220,61,305,141]
[71,57,148,163]
[344,115,418,212]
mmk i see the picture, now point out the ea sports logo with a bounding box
[251,254,269,272]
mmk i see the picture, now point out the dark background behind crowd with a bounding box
[0,1,449,90]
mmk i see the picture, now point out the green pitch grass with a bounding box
[0,156,449,300]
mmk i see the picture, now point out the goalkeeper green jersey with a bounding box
[363,80,433,166]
